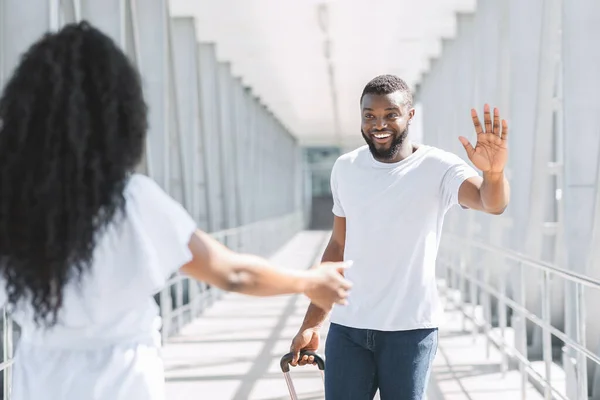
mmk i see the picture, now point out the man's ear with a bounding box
[408,107,416,123]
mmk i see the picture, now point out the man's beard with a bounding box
[361,125,409,161]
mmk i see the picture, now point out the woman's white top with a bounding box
[3,174,197,400]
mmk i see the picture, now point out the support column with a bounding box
[216,62,237,229]
[522,0,563,360]
[172,17,209,229]
[130,0,170,192]
[1,0,54,86]
[80,0,126,48]
[562,0,600,397]
[198,43,225,232]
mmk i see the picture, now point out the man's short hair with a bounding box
[360,74,413,107]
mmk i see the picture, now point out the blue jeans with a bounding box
[324,323,438,400]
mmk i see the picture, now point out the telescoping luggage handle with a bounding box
[279,351,325,400]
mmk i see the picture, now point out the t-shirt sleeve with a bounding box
[440,153,480,210]
[126,174,197,293]
[330,161,345,217]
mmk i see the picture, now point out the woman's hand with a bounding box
[302,261,353,310]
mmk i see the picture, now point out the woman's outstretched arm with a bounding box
[179,229,353,310]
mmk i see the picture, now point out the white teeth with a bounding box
[374,133,391,139]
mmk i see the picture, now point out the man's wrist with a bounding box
[299,323,322,333]
[482,170,505,183]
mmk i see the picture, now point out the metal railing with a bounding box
[0,210,304,399]
[439,233,600,400]
[1,310,14,400]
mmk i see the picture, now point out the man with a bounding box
[289,75,510,399]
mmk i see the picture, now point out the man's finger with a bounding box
[471,109,484,135]
[501,119,508,141]
[300,354,311,366]
[291,350,299,366]
[459,136,475,158]
[484,104,492,133]
[493,108,501,136]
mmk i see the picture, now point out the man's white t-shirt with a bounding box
[328,144,479,331]
[3,174,197,400]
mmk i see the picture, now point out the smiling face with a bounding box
[361,91,414,162]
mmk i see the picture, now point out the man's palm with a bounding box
[459,104,508,174]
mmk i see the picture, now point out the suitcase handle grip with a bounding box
[280,351,325,373]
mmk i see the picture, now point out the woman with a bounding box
[0,21,351,399]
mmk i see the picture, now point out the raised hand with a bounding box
[459,104,508,174]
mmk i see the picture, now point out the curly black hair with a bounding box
[360,74,413,107]
[0,21,147,327]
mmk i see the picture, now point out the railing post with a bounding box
[189,279,199,319]
[459,242,467,331]
[176,278,184,332]
[483,260,491,358]
[470,257,478,343]
[160,286,172,344]
[3,309,13,400]
[499,260,508,376]
[541,270,552,399]
[517,261,528,400]
[574,283,588,400]
[451,240,459,297]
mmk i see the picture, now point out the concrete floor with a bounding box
[162,231,545,400]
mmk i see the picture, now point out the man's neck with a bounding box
[379,140,415,163]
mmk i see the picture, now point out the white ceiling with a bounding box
[169,0,477,147]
